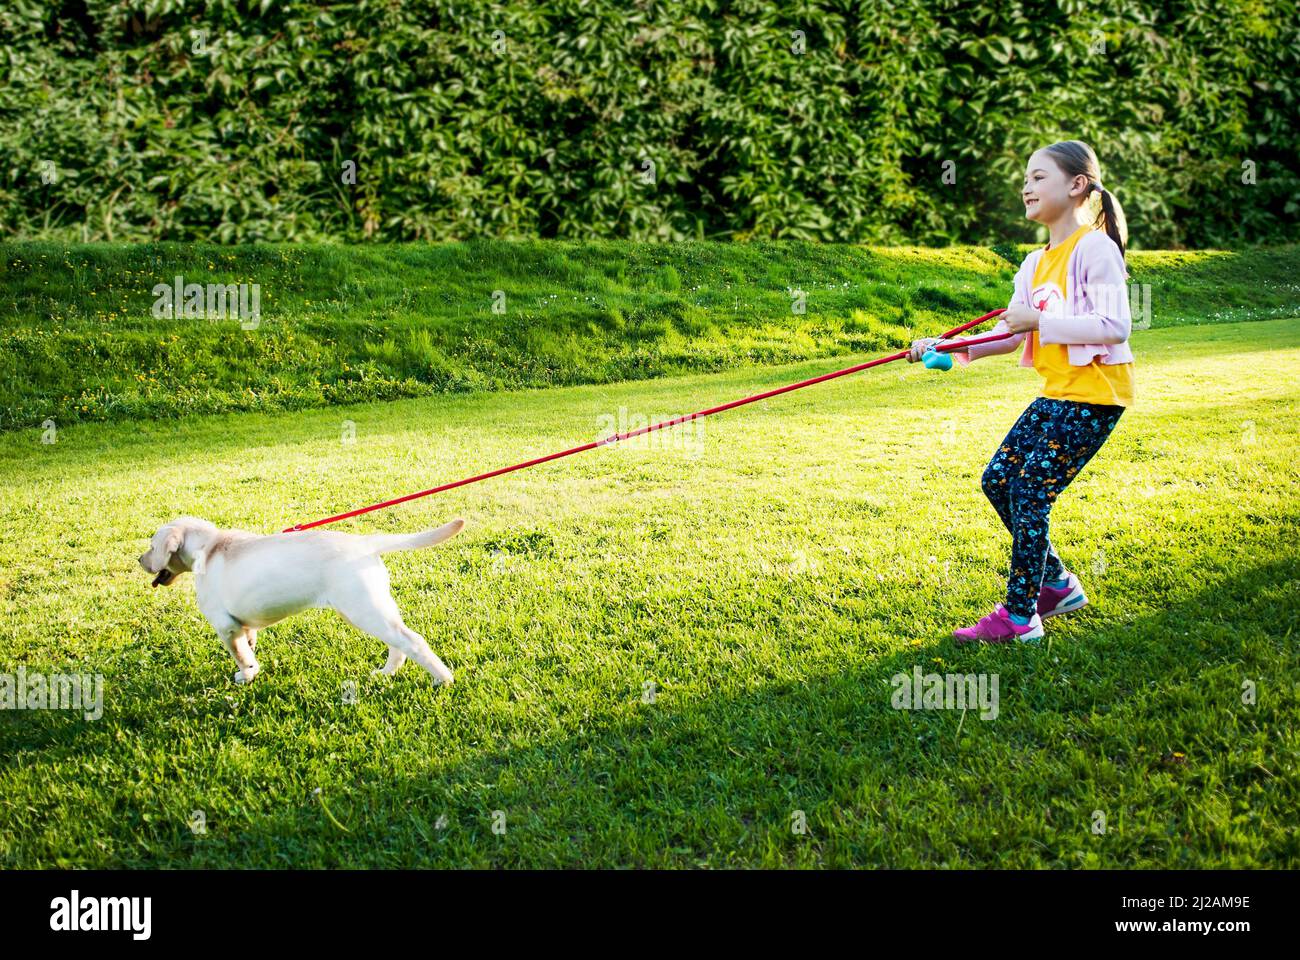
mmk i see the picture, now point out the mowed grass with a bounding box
[3,240,1299,429]
[0,318,1297,868]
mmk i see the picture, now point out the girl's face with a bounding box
[1022,149,1089,225]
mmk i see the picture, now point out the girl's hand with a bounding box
[907,337,942,363]
[1004,304,1042,333]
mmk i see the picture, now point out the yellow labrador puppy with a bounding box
[139,516,465,686]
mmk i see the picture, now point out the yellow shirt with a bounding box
[1030,224,1134,407]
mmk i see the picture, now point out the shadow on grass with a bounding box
[7,552,1282,868]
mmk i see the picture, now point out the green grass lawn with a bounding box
[3,240,1298,430]
[0,316,1296,867]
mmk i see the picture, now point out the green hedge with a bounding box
[1,1,1297,247]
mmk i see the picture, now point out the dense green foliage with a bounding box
[2,1,1297,247]
[4,240,1298,430]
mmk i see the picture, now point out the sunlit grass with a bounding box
[0,318,1296,867]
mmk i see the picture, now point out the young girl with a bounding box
[909,140,1134,643]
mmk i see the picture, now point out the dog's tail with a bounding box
[363,519,465,555]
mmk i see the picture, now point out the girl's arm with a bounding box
[948,260,1029,366]
[1038,233,1132,346]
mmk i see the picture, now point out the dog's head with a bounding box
[139,517,213,587]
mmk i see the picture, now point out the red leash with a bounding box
[283,308,1009,532]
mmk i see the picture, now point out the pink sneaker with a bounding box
[1037,571,1088,620]
[953,604,1044,644]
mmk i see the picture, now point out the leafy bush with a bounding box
[0,1,1296,248]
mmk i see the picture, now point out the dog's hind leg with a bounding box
[356,617,451,686]
[373,646,407,677]
[392,623,453,686]
[334,575,453,686]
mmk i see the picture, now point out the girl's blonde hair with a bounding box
[1041,140,1129,260]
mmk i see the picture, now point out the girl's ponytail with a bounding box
[1091,182,1128,262]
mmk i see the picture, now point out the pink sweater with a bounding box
[952,229,1135,367]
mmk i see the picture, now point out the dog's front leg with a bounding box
[220,625,261,684]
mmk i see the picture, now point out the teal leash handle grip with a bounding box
[924,327,1017,370]
[922,346,953,371]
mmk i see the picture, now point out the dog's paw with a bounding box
[233,666,260,684]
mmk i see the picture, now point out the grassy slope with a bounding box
[0,317,1296,868]
[2,241,1298,430]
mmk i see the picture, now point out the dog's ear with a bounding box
[145,525,183,572]
[162,525,183,559]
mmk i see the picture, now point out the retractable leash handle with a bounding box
[282,307,1011,533]
[922,308,1011,370]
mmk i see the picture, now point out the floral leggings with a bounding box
[981,397,1125,618]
